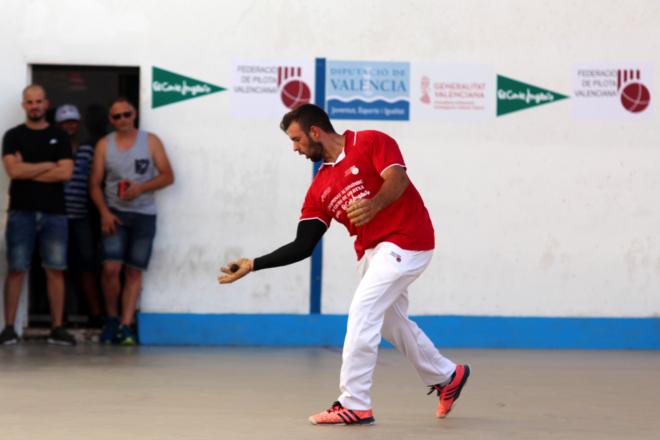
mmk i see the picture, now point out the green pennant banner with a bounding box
[152,67,226,109]
[497,75,568,116]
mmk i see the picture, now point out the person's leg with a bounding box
[338,243,431,410]
[113,213,155,344]
[381,282,470,419]
[100,214,128,318]
[0,270,25,344]
[71,218,103,318]
[101,261,122,317]
[43,268,66,328]
[3,211,36,327]
[381,292,455,385]
[120,267,142,326]
[121,213,156,326]
[80,272,103,317]
[39,213,76,346]
[4,272,26,326]
[39,213,69,328]
[99,212,129,343]
[99,260,122,343]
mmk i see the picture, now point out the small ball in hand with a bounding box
[230,263,240,273]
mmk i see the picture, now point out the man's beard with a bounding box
[308,140,324,162]
[27,111,44,122]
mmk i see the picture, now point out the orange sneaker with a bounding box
[428,364,471,418]
[308,401,375,425]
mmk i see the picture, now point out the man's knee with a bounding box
[124,267,143,283]
[5,270,27,283]
[102,263,122,280]
[44,268,65,280]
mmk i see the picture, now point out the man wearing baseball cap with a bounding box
[56,104,104,329]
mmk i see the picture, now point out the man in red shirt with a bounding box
[219,104,469,425]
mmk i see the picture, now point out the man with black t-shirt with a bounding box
[0,84,75,346]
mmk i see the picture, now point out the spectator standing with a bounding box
[0,85,75,346]
[56,104,104,328]
[89,98,174,345]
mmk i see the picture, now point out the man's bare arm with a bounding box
[2,154,56,180]
[89,139,110,215]
[89,138,121,235]
[32,159,73,182]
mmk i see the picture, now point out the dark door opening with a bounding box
[28,64,140,328]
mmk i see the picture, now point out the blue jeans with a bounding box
[101,209,156,270]
[5,210,68,271]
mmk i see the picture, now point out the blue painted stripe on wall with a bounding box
[138,313,660,349]
[309,224,323,314]
[314,57,326,107]
[308,57,327,314]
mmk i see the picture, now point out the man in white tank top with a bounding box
[89,98,174,345]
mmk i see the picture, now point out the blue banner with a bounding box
[323,60,410,120]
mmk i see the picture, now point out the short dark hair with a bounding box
[280,104,335,134]
[109,96,136,110]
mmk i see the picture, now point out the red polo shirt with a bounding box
[300,130,435,259]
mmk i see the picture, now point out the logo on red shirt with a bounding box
[344,165,360,177]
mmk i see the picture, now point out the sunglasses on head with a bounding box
[111,111,133,120]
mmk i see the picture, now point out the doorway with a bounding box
[28,64,140,328]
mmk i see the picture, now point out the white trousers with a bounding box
[338,242,456,410]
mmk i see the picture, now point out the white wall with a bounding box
[1,0,659,328]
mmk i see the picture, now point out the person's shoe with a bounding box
[0,326,19,345]
[47,326,77,346]
[428,364,471,418]
[308,401,374,425]
[117,325,136,346]
[100,316,120,344]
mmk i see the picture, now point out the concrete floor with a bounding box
[1,345,659,440]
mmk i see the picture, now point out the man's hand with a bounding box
[346,166,410,227]
[346,198,382,227]
[218,258,253,284]
[101,211,121,235]
[122,180,143,201]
